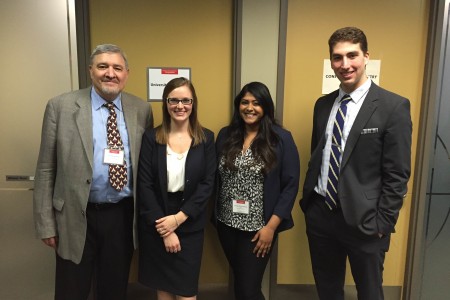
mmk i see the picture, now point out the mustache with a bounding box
[102,78,119,83]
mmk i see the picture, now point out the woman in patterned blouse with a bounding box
[214,82,300,300]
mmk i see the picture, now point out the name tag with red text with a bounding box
[233,199,249,214]
[103,148,125,165]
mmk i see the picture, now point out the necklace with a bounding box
[167,151,185,160]
[168,132,190,160]
[167,146,186,160]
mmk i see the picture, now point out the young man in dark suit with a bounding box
[301,27,412,300]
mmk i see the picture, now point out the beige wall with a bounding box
[89,0,233,135]
[281,0,429,286]
[89,0,233,283]
[90,0,430,289]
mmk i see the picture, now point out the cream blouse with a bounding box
[166,145,189,192]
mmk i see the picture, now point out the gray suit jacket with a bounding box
[301,83,412,236]
[33,87,152,263]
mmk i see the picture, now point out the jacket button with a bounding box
[86,179,91,184]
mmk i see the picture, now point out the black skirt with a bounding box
[138,192,204,297]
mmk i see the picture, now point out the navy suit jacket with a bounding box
[301,82,412,236]
[214,125,300,233]
[137,127,216,233]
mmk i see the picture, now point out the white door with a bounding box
[0,1,78,299]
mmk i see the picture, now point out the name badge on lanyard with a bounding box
[233,199,249,214]
[103,148,125,165]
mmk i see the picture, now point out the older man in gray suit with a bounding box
[34,44,153,300]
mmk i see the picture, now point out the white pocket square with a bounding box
[361,128,378,134]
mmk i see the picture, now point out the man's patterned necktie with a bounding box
[104,102,127,191]
[325,94,351,210]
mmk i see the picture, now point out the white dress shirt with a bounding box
[315,79,372,196]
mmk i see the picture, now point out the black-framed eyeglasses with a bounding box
[166,98,193,105]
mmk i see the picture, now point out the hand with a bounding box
[42,237,58,249]
[155,215,178,237]
[163,232,181,253]
[252,226,275,258]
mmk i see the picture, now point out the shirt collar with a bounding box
[91,87,123,111]
[338,79,372,104]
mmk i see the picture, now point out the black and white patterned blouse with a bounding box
[217,149,265,231]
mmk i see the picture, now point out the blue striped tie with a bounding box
[325,94,351,210]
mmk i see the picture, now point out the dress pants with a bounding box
[55,197,134,300]
[305,192,390,300]
[217,221,277,300]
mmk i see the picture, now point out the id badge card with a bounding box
[232,199,249,214]
[103,148,125,165]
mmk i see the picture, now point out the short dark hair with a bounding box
[328,27,368,57]
[90,44,128,69]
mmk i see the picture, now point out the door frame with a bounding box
[403,0,450,299]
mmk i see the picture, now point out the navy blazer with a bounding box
[213,125,300,233]
[301,83,412,236]
[137,127,216,233]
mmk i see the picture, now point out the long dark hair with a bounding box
[156,77,205,146]
[221,82,279,174]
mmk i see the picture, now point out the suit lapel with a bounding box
[157,142,168,211]
[75,91,94,169]
[313,92,337,157]
[319,92,338,137]
[341,85,379,170]
[122,95,138,167]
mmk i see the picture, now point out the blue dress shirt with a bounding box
[88,88,133,203]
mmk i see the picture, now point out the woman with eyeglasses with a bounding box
[137,77,216,300]
[213,82,300,300]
